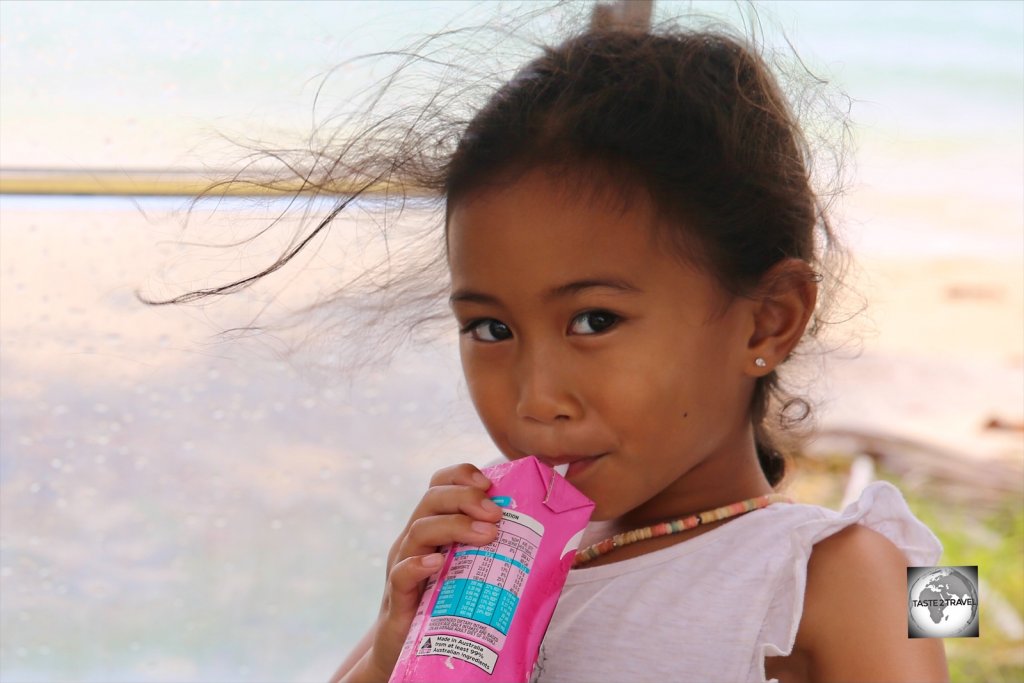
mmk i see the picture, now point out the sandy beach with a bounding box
[819,256,1022,457]
[3,198,1019,459]
[1,196,1020,680]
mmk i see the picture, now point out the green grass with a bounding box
[788,456,1023,681]
[894,477,1024,682]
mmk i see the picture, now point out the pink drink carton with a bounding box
[390,456,595,683]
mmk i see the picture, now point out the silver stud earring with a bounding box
[755,357,767,368]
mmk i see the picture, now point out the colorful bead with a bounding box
[572,493,792,567]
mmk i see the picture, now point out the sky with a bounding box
[1,0,1021,172]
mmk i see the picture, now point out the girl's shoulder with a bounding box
[757,479,942,568]
[778,482,948,681]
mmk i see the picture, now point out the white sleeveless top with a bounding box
[532,481,941,683]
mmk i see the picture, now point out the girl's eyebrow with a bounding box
[545,277,641,300]
[449,277,641,306]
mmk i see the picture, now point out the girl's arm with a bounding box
[329,622,378,683]
[795,524,949,681]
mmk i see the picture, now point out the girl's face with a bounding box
[447,169,768,524]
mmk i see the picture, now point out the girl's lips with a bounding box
[526,453,607,479]
[562,454,604,479]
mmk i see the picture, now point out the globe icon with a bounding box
[909,568,978,637]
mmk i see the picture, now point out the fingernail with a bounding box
[471,521,495,535]
[480,498,500,513]
[472,472,490,488]
[422,553,444,568]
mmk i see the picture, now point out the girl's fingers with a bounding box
[373,554,448,672]
[372,465,502,678]
[371,465,505,677]
[386,484,501,570]
[390,553,445,603]
[429,462,492,489]
[410,484,503,522]
[396,513,499,561]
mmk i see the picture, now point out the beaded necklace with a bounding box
[572,493,792,567]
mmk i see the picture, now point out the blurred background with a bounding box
[1,1,1021,681]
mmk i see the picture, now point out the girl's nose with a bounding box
[514,350,581,423]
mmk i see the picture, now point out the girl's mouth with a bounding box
[566,454,603,479]
[535,454,605,480]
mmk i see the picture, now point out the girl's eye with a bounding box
[568,310,620,335]
[461,319,513,342]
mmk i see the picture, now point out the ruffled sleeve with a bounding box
[755,481,942,682]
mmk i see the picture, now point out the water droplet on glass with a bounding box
[93,403,109,414]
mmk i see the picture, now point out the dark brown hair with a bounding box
[147,17,851,487]
[443,29,844,485]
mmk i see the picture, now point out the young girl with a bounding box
[126,5,934,678]
[134,7,942,679]
[314,21,952,683]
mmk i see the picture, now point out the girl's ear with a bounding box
[745,259,818,376]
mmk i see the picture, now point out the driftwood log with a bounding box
[590,0,654,32]
[804,427,1024,510]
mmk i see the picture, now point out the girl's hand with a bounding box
[349,463,503,682]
